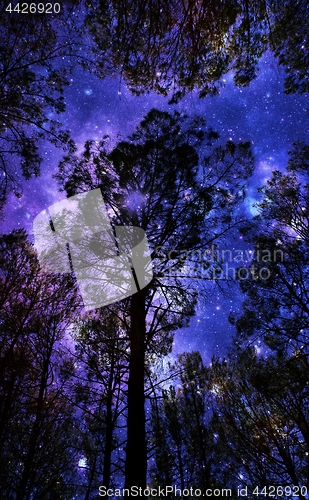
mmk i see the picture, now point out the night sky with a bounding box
[3,49,309,362]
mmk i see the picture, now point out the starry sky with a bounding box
[3,49,309,362]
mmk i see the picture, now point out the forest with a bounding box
[1,1,309,498]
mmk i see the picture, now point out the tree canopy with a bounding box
[230,143,309,353]
[0,4,81,213]
[55,108,254,488]
[85,0,309,101]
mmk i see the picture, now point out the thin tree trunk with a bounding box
[17,354,50,500]
[84,454,98,500]
[125,290,147,490]
[102,346,116,488]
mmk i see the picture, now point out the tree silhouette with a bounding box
[150,352,216,492]
[0,4,82,214]
[55,108,254,488]
[213,144,309,495]
[231,147,309,353]
[0,230,82,498]
[209,346,309,497]
[71,307,129,494]
[270,1,309,94]
[85,0,309,101]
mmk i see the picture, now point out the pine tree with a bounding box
[55,108,254,488]
[0,230,81,498]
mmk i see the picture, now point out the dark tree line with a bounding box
[0,231,81,498]
[86,0,309,101]
[2,136,309,497]
[0,2,87,213]
[150,154,309,492]
[55,108,254,489]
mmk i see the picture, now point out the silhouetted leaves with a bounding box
[0,5,78,213]
[0,230,81,498]
[86,0,309,101]
[55,108,254,488]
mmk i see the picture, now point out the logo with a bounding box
[33,189,153,310]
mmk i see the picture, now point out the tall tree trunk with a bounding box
[17,353,50,500]
[189,388,211,488]
[84,454,98,500]
[125,290,147,489]
[102,346,116,488]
